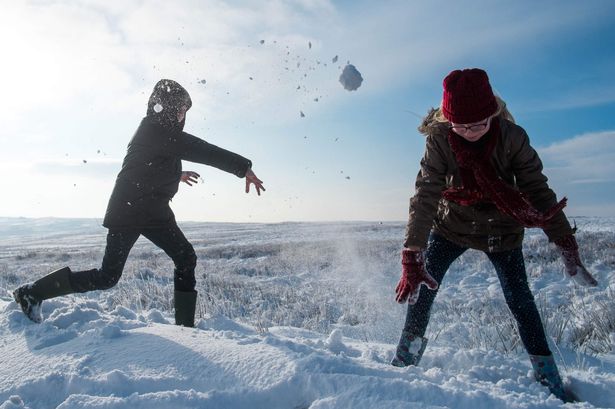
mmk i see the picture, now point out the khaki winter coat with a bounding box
[404,110,573,252]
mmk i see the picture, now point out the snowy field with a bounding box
[0,217,614,408]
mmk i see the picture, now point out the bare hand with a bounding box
[181,171,200,186]
[245,168,265,196]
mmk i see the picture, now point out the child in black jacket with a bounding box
[14,79,265,327]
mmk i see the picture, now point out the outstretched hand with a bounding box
[245,168,265,196]
[181,171,200,186]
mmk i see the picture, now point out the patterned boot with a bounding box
[391,331,428,367]
[529,354,574,402]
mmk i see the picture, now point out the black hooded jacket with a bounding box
[103,80,252,229]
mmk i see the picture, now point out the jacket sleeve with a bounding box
[163,132,252,178]
[509,126,572,241]
[403,134,448,248]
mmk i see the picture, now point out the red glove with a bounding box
[395,249,439,304]
[554,234,598,287]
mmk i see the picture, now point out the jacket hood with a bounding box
[418,108,445,136]
[146,79,192,131]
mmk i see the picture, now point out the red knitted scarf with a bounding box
[443,118,567,228]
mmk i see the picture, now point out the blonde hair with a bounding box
[433,95,514,124]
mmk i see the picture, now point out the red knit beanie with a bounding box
[442,68,498,124]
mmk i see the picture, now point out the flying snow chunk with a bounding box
[332,55,338,63]
[199,79,207,85]
[153,103,163,113]
[339,64,363,91]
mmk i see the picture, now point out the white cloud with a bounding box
[0,0,345,132]
[566,203,615,218]
[1,1,613,220]
[0,2,134,122]
[0,159,115,219]
[522,81,615,113]
[539,130,615,184]
[309,0,613,92]
[32,158,122,179]
[2,0,607,130]
[537,131,615,216]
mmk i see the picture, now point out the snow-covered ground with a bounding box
[0,217,614,408]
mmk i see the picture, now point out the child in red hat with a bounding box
[392,68,597,402]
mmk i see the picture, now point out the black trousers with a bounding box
[69,223,197,293]
[403,232,551,356]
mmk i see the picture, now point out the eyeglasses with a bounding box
[449,117,491,133]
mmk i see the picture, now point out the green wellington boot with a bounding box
[13,266,74,323]
[174,290,198,327]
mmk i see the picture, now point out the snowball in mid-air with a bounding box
[153,103,163,113]
[339,64,363,91]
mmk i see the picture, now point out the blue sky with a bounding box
[0,0,614,222]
